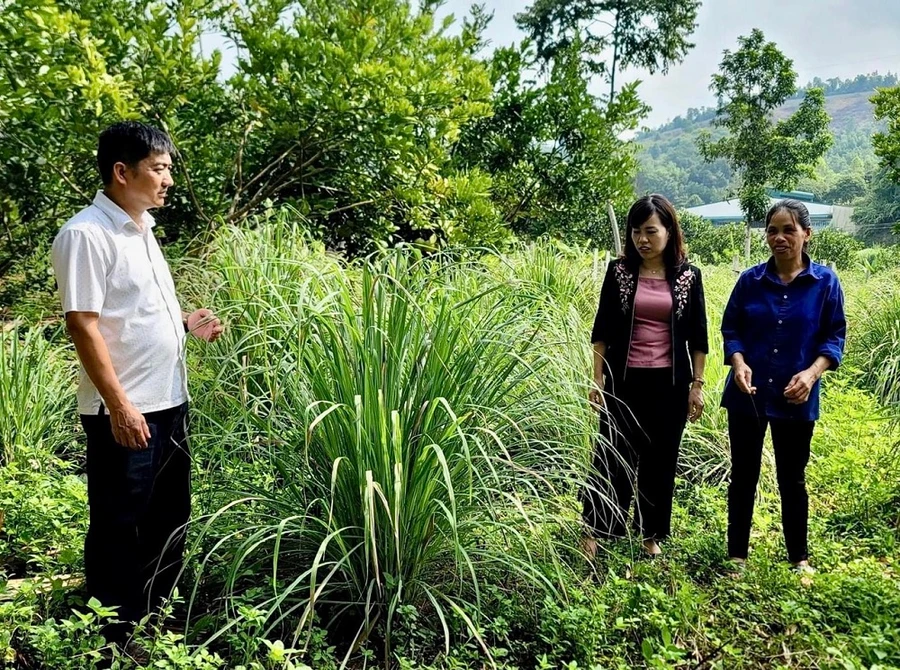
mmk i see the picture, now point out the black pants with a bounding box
[583,368,688,540]
[727,410,814,563]
[80,402,191,627]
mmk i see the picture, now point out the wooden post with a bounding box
[732,253,741,276]
[607,202,622,257]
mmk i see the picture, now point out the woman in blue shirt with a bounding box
[721,199,846,572]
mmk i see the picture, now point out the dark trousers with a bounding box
[583,368,688,540]
[726,410,814,563]
[80,402,191,627]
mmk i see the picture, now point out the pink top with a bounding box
[627,277,673,368]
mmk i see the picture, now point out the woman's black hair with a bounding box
[766,199,812,251]
[622,194,687,271]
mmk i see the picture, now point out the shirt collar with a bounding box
[758,252,823,282]
[93,191,156,231]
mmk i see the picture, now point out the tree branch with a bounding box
[0,127,92,203]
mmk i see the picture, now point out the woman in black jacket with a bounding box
[582,194,709,558]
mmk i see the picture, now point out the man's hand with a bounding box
[109,401,151,450]
[187,308,224,342]
[733,361,757,395]
[784,369,817,405]
[65,312,147,448]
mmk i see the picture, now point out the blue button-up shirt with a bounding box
[720,256,846,421]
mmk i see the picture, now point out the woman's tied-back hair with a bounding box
[623,194,687,272]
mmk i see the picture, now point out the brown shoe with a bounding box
[642,539,662,558]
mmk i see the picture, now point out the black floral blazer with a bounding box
[590,258,709,389]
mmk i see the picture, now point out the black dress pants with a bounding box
[726,410,814,563]
[80,402,191,630]
[583,368,688,540]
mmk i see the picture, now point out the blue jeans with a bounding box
[80,402,191,629]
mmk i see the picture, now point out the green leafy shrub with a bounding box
[857,244,900,274]
[0,454,87,578]
[681,212,768,265]
[808,227,863,269]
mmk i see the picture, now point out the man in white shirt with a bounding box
[51,121,223,638]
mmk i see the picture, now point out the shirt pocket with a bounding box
[107,238,167,315]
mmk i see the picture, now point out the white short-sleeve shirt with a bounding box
[51,191,189,415]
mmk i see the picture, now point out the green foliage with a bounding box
[808,228,863,269]
[872,84,900,185]
[179,225,594,658]
[2,577,333,669]
[0,0,224,260]
[678,266,739,486]
[636,126,733,206]
[848,285,900,407]
[857,245,900,274]
[4,238,900,668]
[22,598,119,669]
[649,72,897,135]
[852,169,900,244]
[220,0,498,251]
[0,324,76,465]
[637,95,880,210]
[680,212,766,265]
[454,39,643,247]
[0,454,87,578]
[821,172,867,204]
[793,72,899,100]
[514,0,700,99]
[0,0,510,308]
[0,0,666,318]
[698,29,833,229]
[812,379,900,544]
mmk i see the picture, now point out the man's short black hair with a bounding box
[97,121,176,185]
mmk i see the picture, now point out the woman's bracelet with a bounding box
[691,378,705,387]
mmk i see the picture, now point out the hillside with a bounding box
[636,89,884,207]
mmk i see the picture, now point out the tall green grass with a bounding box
[180,225,598,662]
[174,231,897,664]
[846,281,900,410]
[0,324,75,466]
[677,266,734,486]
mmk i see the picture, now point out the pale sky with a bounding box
[202,1,900,129]
[435,0,900,127]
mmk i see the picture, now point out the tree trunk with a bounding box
[744,220,752,262]
[609,5,620,103]
[607,201,622,256]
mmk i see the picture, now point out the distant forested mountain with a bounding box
[635,72,897,208]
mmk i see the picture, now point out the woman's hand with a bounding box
[589,377,605,411]
[733,360,757,395]
[784,368,817,405]
[688,384,704,423]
